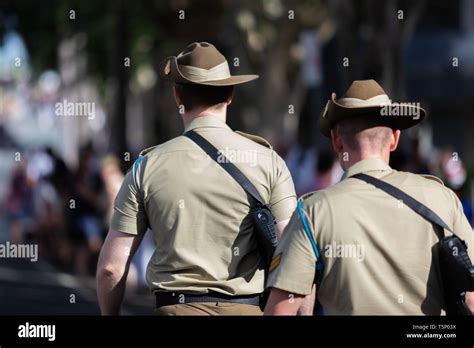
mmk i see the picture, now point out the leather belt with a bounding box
[155,291,261,308]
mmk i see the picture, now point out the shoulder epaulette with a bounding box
[421,174,444,186]
[139,145,159,157]
[129,146,158,189]
[235,131,272,149]
[300,191,317,201]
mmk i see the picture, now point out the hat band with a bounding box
[337,94,391,107]
[178,61,231,82]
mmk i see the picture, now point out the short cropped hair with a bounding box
[334,116,393,152]
[174,83,234,111]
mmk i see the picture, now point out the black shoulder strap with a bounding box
[184,130,266,206]
[352,173,453,233]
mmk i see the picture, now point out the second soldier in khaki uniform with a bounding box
[264,79,474,315]
[96,42,297,315]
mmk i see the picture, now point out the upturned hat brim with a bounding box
[160,56,259,86]
[319,92,426,137]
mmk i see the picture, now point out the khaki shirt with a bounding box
[111,116,296,295]
[267,158,474,315]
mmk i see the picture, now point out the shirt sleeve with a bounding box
[110,164,148,235]
[266,203,317,295]
[269,153,297,222]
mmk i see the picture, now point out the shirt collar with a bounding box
[184,115,231,133]
[342,158,393,180]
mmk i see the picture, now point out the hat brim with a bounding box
[319,93,426,137]
[160,56,259,86]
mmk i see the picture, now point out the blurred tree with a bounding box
[227,0,327,138]
[330,0,426,99]
[110,0,129,166]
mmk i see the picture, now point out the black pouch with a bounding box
[251,204,277,268]
[439,236,474,315]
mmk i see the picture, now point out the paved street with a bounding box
[0,258,99,315]
[0,253,154,315]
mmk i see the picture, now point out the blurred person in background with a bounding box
[29,147,69,265]
[437,148,473,226]
[285,143,316,197]
[32,147,76,267]
[4,163,33,244]
[71,144,106,279]
[43,147,75,267]
[404,137,430,174]
[300,149,341,193]
[100,155,125,223]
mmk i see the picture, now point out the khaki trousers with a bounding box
[154,302,263,316]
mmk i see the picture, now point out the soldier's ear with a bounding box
[226,89,234,106]
[173,85,182,108]
[390,130,401,152]
[330,129,343,154]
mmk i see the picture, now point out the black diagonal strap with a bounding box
[352,173,453,233]
[184,130,265,206]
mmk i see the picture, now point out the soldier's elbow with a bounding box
[465,291,474,314]
[96,261,124,281]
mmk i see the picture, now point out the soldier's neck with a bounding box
[341,151,390,170]
[183,106,227,128]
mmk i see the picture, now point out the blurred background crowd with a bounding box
[0,0,473,311]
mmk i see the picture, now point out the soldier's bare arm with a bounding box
[296,284,316,315]
[97,229,144,315]
[264,287,305,315]
[466,292,474,314]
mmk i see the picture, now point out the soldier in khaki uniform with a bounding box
[264,80,474,315]
[97,42,297,315]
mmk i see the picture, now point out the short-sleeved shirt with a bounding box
[266,158,474,315]
[111,115,296,295]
